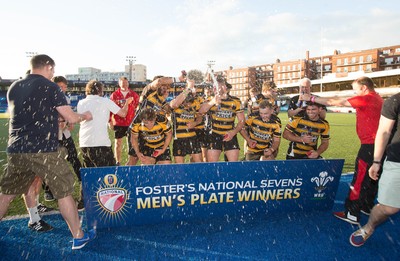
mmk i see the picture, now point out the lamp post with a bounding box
[126,56,136,81]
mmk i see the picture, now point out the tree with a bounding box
[187,69,204,84]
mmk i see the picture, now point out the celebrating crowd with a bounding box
[0,54,399,250]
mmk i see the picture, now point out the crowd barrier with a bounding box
[81,159,344,230]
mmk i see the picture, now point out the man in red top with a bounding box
[110,77,139,165]
[302,76,383,225]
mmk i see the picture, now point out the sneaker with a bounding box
[77,200,85,211]
[28,220,54,232]
[333,211,360,225]
[360,209,371,216]
[37,203,55,213]
[350,228,371,247]
[72,229,96,250]
[44,190,55,202]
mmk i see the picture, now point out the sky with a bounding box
[1,0,400,80]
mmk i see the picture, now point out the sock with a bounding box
[28,207,40,224]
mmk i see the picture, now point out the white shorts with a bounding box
[378,160,400,208]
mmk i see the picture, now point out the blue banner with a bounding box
[81,159,344,230]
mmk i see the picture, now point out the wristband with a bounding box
[311,96,316,103]
[372,160,381,165]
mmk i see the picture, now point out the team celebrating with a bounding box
[0,54,399,250]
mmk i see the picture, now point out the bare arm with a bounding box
[287,107,304,118]
[316,139,329,156]
[369,115,395,180]
[169,80,195,109]
[57,105,92,123]
[116,97,133,117]
[302,94,351,107]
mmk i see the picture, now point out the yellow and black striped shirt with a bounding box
[209,95,243,135]
[131,121,172,149]
[172,99,201,139]
[245,114,282,153]
[285,117,330,157]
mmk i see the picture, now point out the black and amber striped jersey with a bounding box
[144,91,168,115]
[172,99,201,139]
[245,114,282,153]
[247,94,266,117]
[134,91,168,125]
[131,120,172,149]
[285,116,330,158]
[209,95,243,135]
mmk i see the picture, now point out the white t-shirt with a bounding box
[77,95,121,147]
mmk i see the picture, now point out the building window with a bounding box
[337,68,341,73]
[351,57,356,64]
[337,59,341,65]
[359,56,364,63]
[323,57,330,62]
[359,65,363,71]
[344,67,348,72]
[395,48,400,53]
[344,58,348,65]
[383,49,390,54]
[385,58,394,64]
[367,55,372,62]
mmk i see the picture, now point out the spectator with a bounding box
[109,77,139,166]
[350,92,400,247]
[283,102,330,159]
[0,54,95,249]
[302,76,383,224]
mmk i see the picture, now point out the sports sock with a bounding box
[28,207,40,224]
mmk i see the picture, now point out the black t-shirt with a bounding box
[381,92,400,162]
[7,74,67,153]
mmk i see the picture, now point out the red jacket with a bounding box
[110,88,139,126]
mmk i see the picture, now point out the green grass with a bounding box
[0,112,358,217]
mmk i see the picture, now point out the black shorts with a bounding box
[81,146,116,167]
[245,152,263,161]
[114,126,129,139]
[173,136,202,156]
[207,131,240,151]
[142,146,172,162]
[195,129,210,148]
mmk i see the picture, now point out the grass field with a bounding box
[0,112,358,216]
